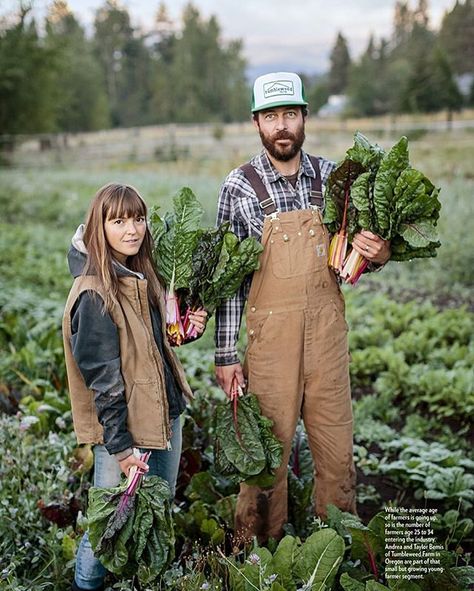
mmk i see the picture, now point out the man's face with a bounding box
[254,106,306,162]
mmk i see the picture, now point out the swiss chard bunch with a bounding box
[150,187,263,345]
[214,388,283,487]
[87,456,174,585]
[324,132,441,284]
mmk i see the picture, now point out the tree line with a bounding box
[0,1,248,134]
[0,0,472,135]
[308,0,473,117]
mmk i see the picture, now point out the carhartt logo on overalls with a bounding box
[316,244,326,257]
[263,80,295,99]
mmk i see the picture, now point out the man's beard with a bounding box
[259,125,305,162]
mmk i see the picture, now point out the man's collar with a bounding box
[251,149,315,183]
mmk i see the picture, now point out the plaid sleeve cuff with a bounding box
[215,346,240,366]
[366,260,388,273]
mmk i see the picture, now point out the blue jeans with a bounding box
[74,417,182,590]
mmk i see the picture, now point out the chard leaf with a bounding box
[342,513,384,567]
[399,219,439,248]
[323,159,365,233]
[293,528,345,590]
[186,223,230,308]
[366,582,391,590]
[373,136,409,237]
[393,168,441,231]
[150,187,204,289]
[203,234,263,313]
[87,485,125,558]
[151,189,263,311]
[390,235,440,261]
[213,394,283,484]
[322,197,339,231]
[350,171,375,234]
[339,573,366,591]
[214,396,266,477]
[249,395,283,475]
[270,536,299,591]
[346,131,385,170]
[132,491,153,561]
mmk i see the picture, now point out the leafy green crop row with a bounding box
[1,151,473,589]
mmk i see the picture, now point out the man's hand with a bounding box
[352,230,391,265]
[215,362,245,398]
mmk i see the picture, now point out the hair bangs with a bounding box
[103,184,147,221]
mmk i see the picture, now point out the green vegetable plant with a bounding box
[325,133,441,284]
[150,187,263,345]
[223,527,345,591]
[213,390,283,487]
[88,458,175,585]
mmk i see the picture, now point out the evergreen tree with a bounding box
[0,6,58,133]
[328,32,351,95]
[45,1,110,132]
[93,1,134,126]
[414,0,430,27]
[393,1,413,46]
[307,76,330,114]
[149,2,177,123]
[430,45,463,115]
[162,2,247,123]
[347,37,380,116]
[439,0,474,75]
[119,35,154,127]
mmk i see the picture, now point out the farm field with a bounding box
[0,118,473,590]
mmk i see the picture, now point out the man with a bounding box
[214,72,390,542]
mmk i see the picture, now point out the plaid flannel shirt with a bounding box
[215,149,336,366]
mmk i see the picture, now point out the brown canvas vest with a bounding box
[62,275,192,449]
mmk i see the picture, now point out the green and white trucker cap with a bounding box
[251,71,308,113]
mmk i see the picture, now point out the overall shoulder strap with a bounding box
[240,163,278,215]
[307,155,324,210]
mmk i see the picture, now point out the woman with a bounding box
[62,183,207,591]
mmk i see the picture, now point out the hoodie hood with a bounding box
[67,224,144,279]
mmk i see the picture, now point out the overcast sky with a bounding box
[2,0,457,75]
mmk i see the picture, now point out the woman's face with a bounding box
[104,213,147,264]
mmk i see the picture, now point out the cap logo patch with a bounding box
[263,80,294,99]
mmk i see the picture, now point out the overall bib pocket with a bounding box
[270,220,329,279]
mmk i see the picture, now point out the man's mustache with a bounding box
[272,131,296,141]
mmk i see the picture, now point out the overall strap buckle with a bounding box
[240,162,279,216]
[310,190,325,211]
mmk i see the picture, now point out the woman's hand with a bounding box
[118,453,149,477]
[188,308,208,335]
[352,230,391,265]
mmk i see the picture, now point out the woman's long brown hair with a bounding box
[82,183,162,312]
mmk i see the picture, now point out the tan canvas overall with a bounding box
[235,161,356,542]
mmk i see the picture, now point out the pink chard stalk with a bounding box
[165,288,199,346]
[181,307,199,340]
[165,288,185,346]
[328,162,369,285]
